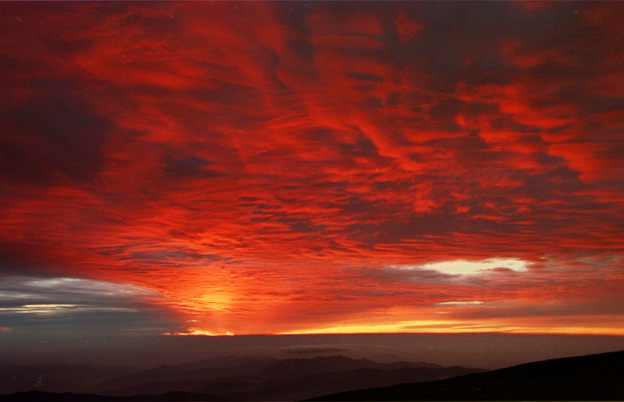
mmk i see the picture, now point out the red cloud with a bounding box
[0,1,623,335]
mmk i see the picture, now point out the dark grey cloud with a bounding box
[359,265,458,285]
[0,275,158,306]
[1,84,112,184]
[162,154,224,179]
[0,275,167,332]
[128,249,219,262]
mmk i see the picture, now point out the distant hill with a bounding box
[255,356,443,381]
[309,349,624,401]
[218,365,484,401]
[91,356,278,395]
[93,355,479,400]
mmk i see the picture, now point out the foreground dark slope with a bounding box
[310,350,624,401]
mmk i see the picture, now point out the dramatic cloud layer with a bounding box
[0,2,623,337]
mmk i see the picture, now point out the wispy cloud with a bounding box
[0,275,158,305]
[0,275,168,332]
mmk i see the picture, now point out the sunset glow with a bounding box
[0,1,623,341]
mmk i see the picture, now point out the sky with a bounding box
[1,1,624,362]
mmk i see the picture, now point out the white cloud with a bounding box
[395,258,529,276]
[24,277,156,297]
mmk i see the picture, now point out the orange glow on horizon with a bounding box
[280,323,624,337]
[163,329,235,337]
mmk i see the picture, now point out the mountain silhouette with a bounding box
[91,356,278,395]
[255,356,442,381]
[92,355,478,400]
[0,355,482,401]
[215,365,484,401]
[309,349,624,401]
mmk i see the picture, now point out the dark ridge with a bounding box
[308,349,624,401]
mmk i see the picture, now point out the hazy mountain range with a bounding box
[0,355,483,401]
[3,350,622,401]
